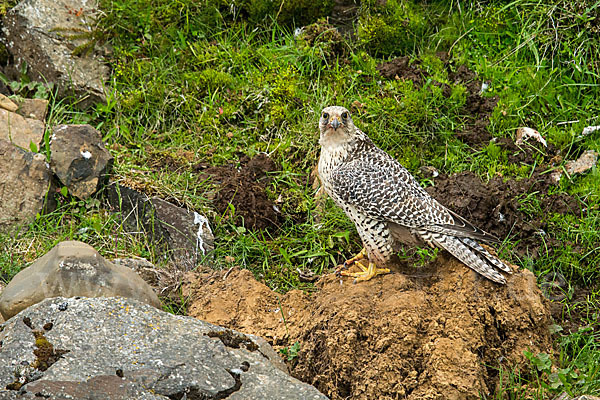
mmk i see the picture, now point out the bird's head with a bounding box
[318,106,358,146]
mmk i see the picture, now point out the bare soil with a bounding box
[426,170,580,259]
[184,256,553,400]
[197,154,281,231]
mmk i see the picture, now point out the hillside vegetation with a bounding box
[1,0,599,397]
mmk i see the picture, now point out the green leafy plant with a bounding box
[279,341,301,361]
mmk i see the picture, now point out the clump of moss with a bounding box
[0,0,18,17]
[297,18,349,61]
[357,0,444,57]
[182,69,234,95]
[32,331,54,371]
[6,326,70,391]
[31,330,69,372]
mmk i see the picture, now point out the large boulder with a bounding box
[0,241,160,320]
[1,0,110,108]
[0,297,328,400]
[184,255,554,400]
[50,124,113,199]
[0,139,53,233]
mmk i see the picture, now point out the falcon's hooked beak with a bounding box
[328,116,341,130]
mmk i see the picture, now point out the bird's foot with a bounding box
[338,261,390,283]
[335,248,367,275]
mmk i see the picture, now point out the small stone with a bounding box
[515,127,547,147]
[0,109,44,150]
[49,124,113,199]
[565,150,598,175]
[103,183,214,270]
[551,150,598,184]
[581,125,600,137]
[0,139,54,233]
[15,98,49,121]
[0,93,18,112]
[151,198,215,269]
[1,0,109,108]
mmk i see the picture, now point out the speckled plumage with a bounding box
[317,106,511,284]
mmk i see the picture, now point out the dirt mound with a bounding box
[199,154,281,231]
[184,257,552,400]
[426,171,580,259]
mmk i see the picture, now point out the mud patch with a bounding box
[449,65,498,146]
[198,154,281,231]
[376,56,427,87]
[543,273,599,335]
[425,171,580,259]
[184,259,553,400]
[495,136,560,166]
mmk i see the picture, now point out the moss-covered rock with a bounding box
[357,0,443,57]
[297,18,348,61]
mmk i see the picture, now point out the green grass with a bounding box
[2,0,600,397]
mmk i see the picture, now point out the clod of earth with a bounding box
[198,154,281,231]
[183,255,553,400]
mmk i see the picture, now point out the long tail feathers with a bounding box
[423,231,509,284]
[460,237,512,274]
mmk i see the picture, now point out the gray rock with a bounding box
[111,257,160,288]
[0,108,44,150]
[0,297,328,400]
[104,183,214,269]
[0,241,160,320]
[15,98,49,121]
[1,0,110,108]
[103,182,162,238]
[0,139,53,233]
[22,376,170,399]
[50,124,113,199]
[153,197,215,269]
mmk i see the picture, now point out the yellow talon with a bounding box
[344,248,367,267]
[335,248,367,276]
[339,261,390,282]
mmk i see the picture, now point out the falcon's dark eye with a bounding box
[341,112,349,120]
[322,112,329,120]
